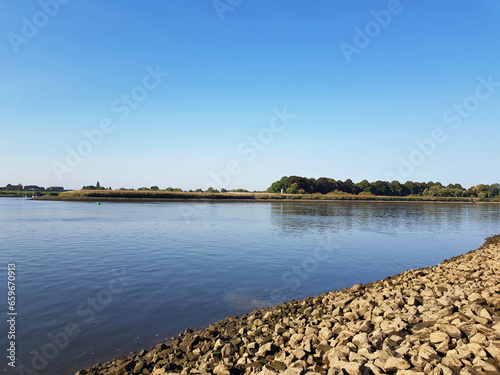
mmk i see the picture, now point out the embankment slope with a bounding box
[78,235,500,374]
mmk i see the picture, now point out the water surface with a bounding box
[0,198,499,374]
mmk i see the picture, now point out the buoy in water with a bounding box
[97,201,101,205]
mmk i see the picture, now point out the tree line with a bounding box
[82,182,250,194]
[267,176,500,199]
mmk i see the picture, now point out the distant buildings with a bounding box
[0,184,65,192]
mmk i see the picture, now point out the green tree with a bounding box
[356,179,371,193]
[390,180,409,196]
[286,183,299,194]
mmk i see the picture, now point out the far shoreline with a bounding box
[29,190,500,204]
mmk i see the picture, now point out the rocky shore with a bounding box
[77,235,500,375]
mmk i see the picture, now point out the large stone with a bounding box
[257,365,278,375]
[467,293,485,304]
[352,332,369,348]
[283,368,303,375]
[319,327,333,341]
[221,343,235,357]
[340,362,363,375]
[383,357,411,371]
[429,331,449,344]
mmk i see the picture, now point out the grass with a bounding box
[49,190,496,202]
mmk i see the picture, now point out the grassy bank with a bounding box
[37,189,500,202]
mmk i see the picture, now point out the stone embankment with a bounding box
[78,235,500,375]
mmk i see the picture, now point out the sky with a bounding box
[1,0,499,191]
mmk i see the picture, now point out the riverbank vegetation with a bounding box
[40,177,500,202]
[50,190,497,202]
[267,176,500,200]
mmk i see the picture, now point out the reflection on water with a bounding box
[0,198,498,375]
[270,201,498,238]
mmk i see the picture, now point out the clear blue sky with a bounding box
[1,0,499,190]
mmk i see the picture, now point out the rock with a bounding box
[383,357,411,371]
[472,359,500,373]
[318,327,333,341]
[257,365,278,375]
[221,343,235,358]
[214,338,225,350]
[432,365,454,375]
[340,362,363,375]
[467,293,485,304]
[352,332,369,348]
[269,360,287,371]
[469,333,486,344]
[430,331,449,344]
[293,348,307,360]
[441,325,461,338]
[359,320,374,332]
[213,363,230,375]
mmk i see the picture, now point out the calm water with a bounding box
[0,198,499,374]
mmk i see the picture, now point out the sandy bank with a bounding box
[78,236,500,375]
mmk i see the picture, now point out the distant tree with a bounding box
[390,180,409,196]
[206,187,219,193]
[96,181,101,189]
[138,187,150,191]
[221,188,228,193]
[490,183,500,197]
[356,179,371,193]
[341,179,354,194]
[267,176,497,198]
[268,180,283,193]
[404,181,419,195]
[316,177,337,194]
[286,183,299,194]
[195,188,203,193]
[150,186,159,191]
[370,181,391,196]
